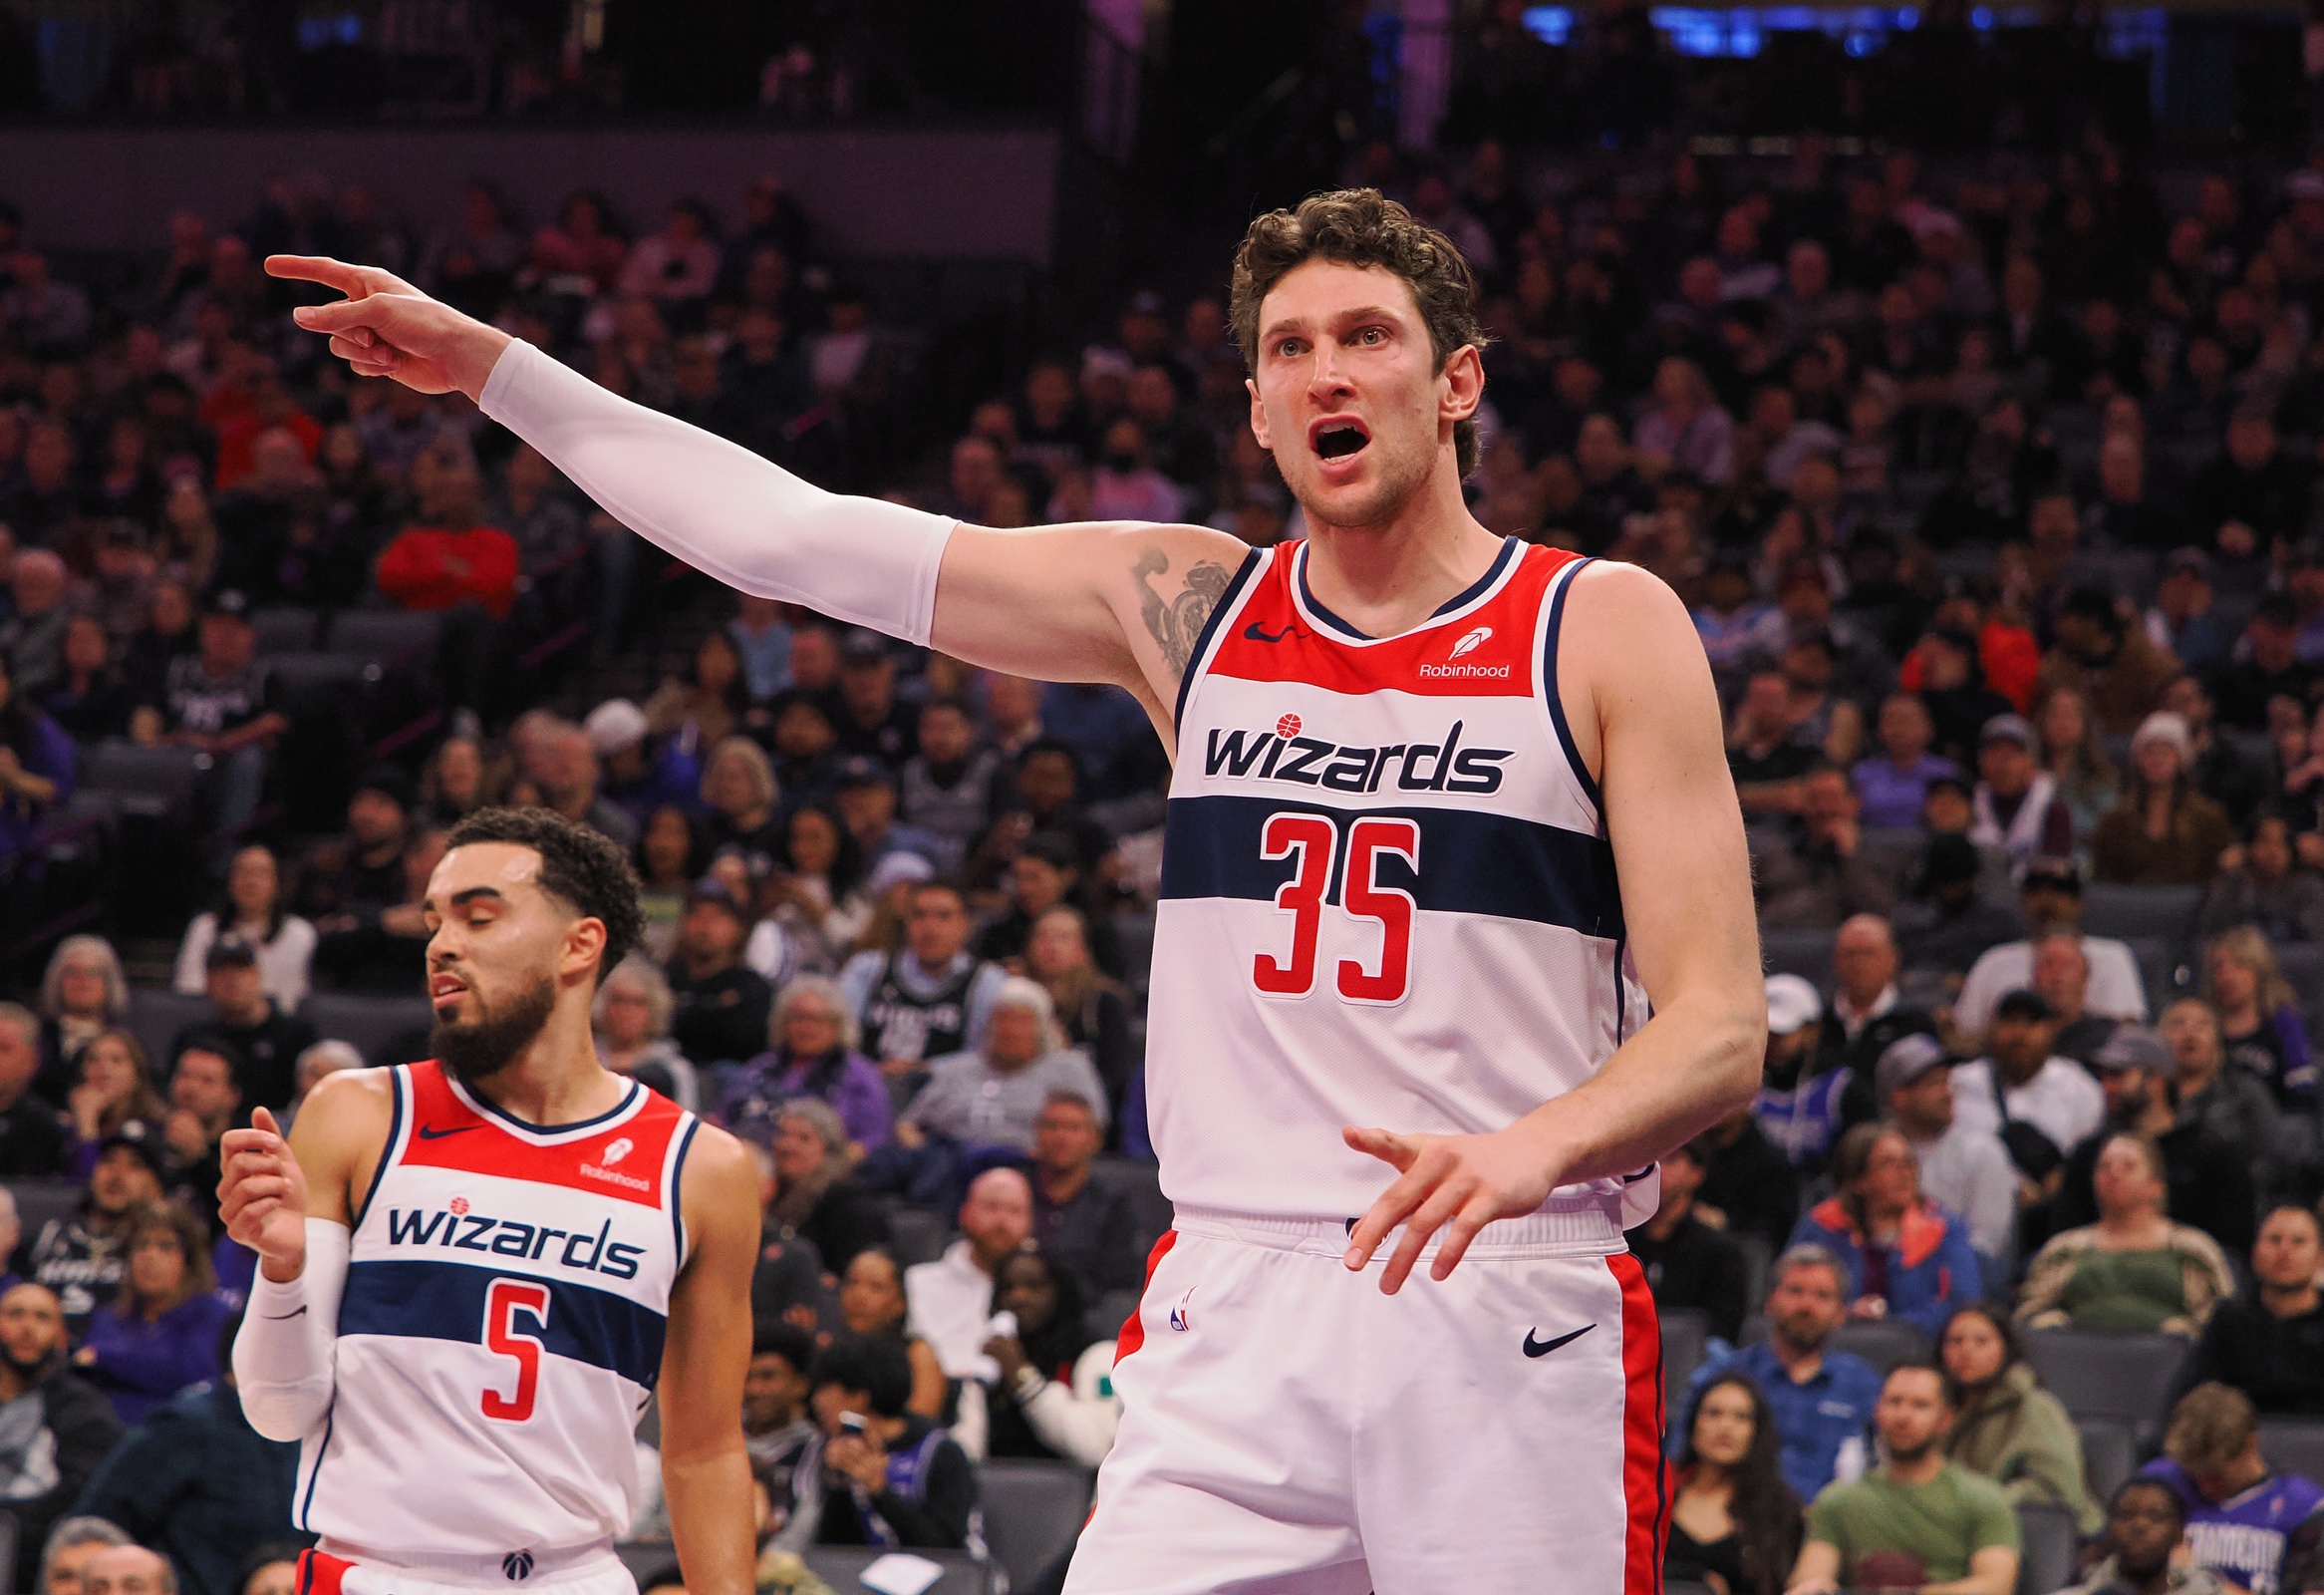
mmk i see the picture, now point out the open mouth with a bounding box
[430,973,467,1006]
[1310,418,1370,462]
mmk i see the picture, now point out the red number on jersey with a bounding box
[1337,816,1420,1004]
[481,1278,551,1422]
[1253,811,1337,996]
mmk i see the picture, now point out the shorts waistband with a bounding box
[1172,1199,1625,1260]
[315,1540,620,1586]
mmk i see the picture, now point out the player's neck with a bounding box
[1301,473,1502,639]
[467,1003,629,1126]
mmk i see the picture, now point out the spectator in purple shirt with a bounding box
[1853,693,1963,829]
[721,974,893,1157]
[72,1202,229,1426]
[2142,1382,2324,1595]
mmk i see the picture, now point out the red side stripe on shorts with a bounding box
[1609,1250,1668,1595]
[296,1550,352,1595]
[1112,1229,1179,1365]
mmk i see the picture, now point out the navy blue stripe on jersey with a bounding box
[1541,557,1600,808]
[339,1259,668,1388]
[1295,536,1519,641]
[669,1116,700,1261]
[298,1405,334,1529]
[352,1068,405,1231]
[1174,546,1264,734]
[1158,794,1622,938]
[455,1075,641,1140]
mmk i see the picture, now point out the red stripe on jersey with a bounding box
[296,1550,351,1595]
[1202,541,1578,698]
[1609,1250,1669,1595]
[1112,1229,1180,1365]
[397,1061,683,1208]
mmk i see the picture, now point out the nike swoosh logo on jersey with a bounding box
[262,1306,307,1321]
[417,1123,482,1139]
[1523,1324,1594,1358]
[1243,622,1302,643]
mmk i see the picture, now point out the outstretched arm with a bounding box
[270,256,1245,720]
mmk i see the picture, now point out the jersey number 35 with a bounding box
[1254,811,1418,1006]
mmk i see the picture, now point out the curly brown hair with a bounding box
[1228,188,1489,477]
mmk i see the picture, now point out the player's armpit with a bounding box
[932,519,1248,713]
[658,1124,760,1595]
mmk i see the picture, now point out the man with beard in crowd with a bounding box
[0,1284,123,1590]
[26,1124,164,1338]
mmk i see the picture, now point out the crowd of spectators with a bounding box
[8,34,2324,1591]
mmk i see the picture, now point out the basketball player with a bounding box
[269,187,1764,1593]
[216,808,759,1595]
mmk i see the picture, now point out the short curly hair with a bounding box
[1228,187,1489,476]
[443,806,646,985]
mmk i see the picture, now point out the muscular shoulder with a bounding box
[678,1119,761,1243]
[1561,559,1698,665]
[293,1066,398,1146]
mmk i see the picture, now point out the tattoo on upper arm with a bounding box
[1133,549,1233,678]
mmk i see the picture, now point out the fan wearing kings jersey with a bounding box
[216,807,759,1595]
[268,186,1766,1595]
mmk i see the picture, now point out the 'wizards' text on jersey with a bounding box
[1153,537,1654,1222]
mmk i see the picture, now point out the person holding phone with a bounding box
[771,1334,981,1555]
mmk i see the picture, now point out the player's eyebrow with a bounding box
[424,886,507,914]
[1260,305,1406,348]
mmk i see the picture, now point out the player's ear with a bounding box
[1439,343,1484,426]
[1246,377,1272,450]
[564,915,609,982]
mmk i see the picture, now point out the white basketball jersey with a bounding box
[1152,537,1656,1222]
[298,1061,697,1559]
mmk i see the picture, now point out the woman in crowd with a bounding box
[834,1247,945,1419]
[2090,711,2235,885]
[0,649,76,870]
[633,803,705,962]
[44,615,139,742]
[1664,1373,1804,1595]
[37,934,128,1103]
[699,736,783,876]
[720,977,891,1158]
[153,477,218,593]
[2202,925,2317,1114]
[1851,692,1961,831]
[172,843,316,1011]
[1633,356,1737,485]
[75,1202,231,1424]
[2036,686,2120,844]
[765,802,869,973]
[2198,812,2324,945]
[591,955,700,1110]
[90,416,162,527]
[1937,1304,2101,1533]
[763,1099,890,1276]
[61,1029,164,1177]
[2016,1132,2237,1336]
[1022,904,1134,1124]
[975,1248,1117,1468]
[417,733,491,828]
[646,629,750,754]
[1787,1122,1982,1336]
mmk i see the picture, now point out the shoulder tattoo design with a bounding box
[1133,549,1232,678]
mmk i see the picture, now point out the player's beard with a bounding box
[1289,430,1437,533]
[433,974,558,1086]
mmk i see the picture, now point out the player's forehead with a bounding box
[427,840,545,907]
[1257,259,1425,343]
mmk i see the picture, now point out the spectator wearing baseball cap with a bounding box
[587,697,703,832]
[665,878,774,1069]
[1952,857,2150,1045]
[1966,714,2075,875]
[2090,712,2235,887]
[833,755,943,872]
[143,586,287,872]
[1951,989,2107,1179]
[830,630,918,770]
[1876,1034,2016,1259]
[1756,975,1851,1174]
[2145,548,2231,674]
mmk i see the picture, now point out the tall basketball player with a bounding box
[270,187,1765,1594]
[217,808,759,1595]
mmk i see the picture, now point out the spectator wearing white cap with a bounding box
[2090,712,2236,887]
[1756,974,1851,1173]
[1877,1034,2017,1258]
[893,977,1107,1159]
[1967,714,2075,874]
[588,697,703,831]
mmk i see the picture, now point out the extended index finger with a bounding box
[264,253,372,296]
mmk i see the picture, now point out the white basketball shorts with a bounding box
[298,1543,637,1595]
[1064,1204,1669,1595]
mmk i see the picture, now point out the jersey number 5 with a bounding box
[482,1279,551,1423]
[1253,812,1419,1004]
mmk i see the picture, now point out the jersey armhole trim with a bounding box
[669,1115,702,1267]
[349,1065,406,1233]
[297,1404,336,1530]
[1541,556,1603,810]
[1171,545,1265,738]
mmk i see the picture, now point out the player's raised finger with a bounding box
[265,253,370,294]
[1341,1125,1418,1170]
[1377,1177,1471,1295]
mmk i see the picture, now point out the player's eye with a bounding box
[1357,327,1385,345]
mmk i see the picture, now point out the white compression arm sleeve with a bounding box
[233,1218,350,1441]
[477,338,955,645]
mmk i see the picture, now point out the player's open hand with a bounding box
[220,1107,311,1277]
[266,254,511,400]
[1342,1122,1559,1293]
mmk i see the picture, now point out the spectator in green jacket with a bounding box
[1938,1303,2102,1533]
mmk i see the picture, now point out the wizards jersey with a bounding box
[297,1061,697,1558]
[1150,536,1654,1224]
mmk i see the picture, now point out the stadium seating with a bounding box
[2076,1417,2135,1502]
[2259,1419,2324,1491]
[1825,1318,1930,1376]
[8,1179,86,1246]
[2079,884,2204,946]
[250,608,321,653]
[977,1460,1093,1591]
[2022,1331,2186,1435]
[128,987,216,1071]
[325,609,444,667]
[1760,929,1838,987]
[2014,1500,2081,1595]
[303,992,435,1068]
[1661,1309,1711,1417]
[887,1203,955,1267]
[83,741,203,818]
